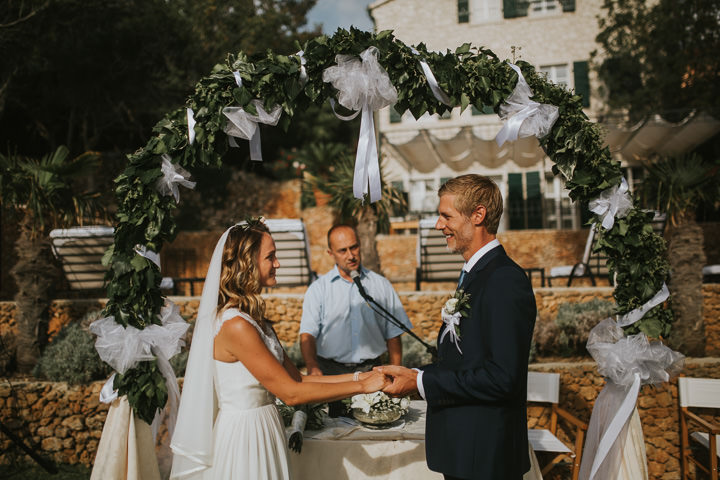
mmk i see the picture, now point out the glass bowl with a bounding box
[352,408,402,426]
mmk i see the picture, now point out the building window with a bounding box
[458,0,469,22]
[508,172,543,230]
[530,0,559,14]
[470,0,502,23]
[389,107,402,124]
[573,60,590,108]
[544,174,580,229]
[471,105,495,115]
[540,64,570,89]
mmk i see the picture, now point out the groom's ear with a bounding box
[470,205,486,226]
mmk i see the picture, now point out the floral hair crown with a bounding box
[234,216,267,232]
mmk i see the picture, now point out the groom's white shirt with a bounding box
[415,239,501,399]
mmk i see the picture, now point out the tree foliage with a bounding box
[595,0,720,122]
[0,0,320,157]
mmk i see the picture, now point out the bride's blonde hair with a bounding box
[218,220,270,324]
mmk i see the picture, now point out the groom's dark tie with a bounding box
[457,269,467,288]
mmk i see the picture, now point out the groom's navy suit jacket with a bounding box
[421,245,536,479]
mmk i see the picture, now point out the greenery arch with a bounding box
[104,28,671,422]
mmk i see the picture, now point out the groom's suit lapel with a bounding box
[437,245,505,359]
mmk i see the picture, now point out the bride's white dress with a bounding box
[203,308,291,480]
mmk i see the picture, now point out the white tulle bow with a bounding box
[223,100,283,161]
[579,318,683,479]
[156,154,196,203]
[91,301,190,442]
[323,46,398,202]
[496,63,559,146]
[589,177,634,231]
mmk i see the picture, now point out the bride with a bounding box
[170,219,389,479]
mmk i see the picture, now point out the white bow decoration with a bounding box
[323,46,398,202]
[134,245,161,269]
[90,300,190,440]
[156,154,196,203]
[296,50,308,86]
[186,108,196,145]
[496,63,559,146]
[579,317,683,479]
[410,48,452,106]
[589,177,634,230]
[223,100,282,161]
[439,310,463,354]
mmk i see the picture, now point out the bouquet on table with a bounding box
[346,391,411,425]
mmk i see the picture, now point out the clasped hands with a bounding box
[360,365,419,397]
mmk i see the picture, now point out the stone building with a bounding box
[368,0,719,230]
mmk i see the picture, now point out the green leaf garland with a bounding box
[104,27,671,420]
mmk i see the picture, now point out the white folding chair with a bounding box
[527,372,588,480]
[679,376,720,479]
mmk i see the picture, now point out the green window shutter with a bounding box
[526,171,543,229]
[560,0,575,12]
[508,173,525,230]
[458,0,469,22]
[389,107,402,123]
[471,105,495,115]
[503,0,528,18]
[573,60,590,108]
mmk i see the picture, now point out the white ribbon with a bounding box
[232,70,243,88]
[616,283,670,327]
[90,300,190,439]
[156,154,196,203]
[439,311,463,354]
[323,46,397,203]
[134,245,161,269]
[223,100,282,161]
[296,51,308,85]
[410,48,452,106]
[495,63,559,146]
[589,177,634,231]
[579,318,684,479]
[186,108,196,145]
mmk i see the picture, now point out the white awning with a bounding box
[380,111,720,172]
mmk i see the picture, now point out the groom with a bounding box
[379,174,536,480]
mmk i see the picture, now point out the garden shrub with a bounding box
[534,299,616,357]
[34,310,111,384]
[402,334,434,368]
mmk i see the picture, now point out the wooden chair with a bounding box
[527,372,588,480]
[415,216,544,289]
[679,376,720,479]
[50,226,115,292]
[264,219,317,287]
[548,211,666,287]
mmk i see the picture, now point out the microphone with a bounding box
[350,270,371,301]
[349,269,437,362]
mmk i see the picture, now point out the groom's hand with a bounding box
[374,365,418,397]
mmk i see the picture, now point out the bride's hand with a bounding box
[359,371,390,393]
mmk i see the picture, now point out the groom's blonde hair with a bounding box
[438,174,503,234]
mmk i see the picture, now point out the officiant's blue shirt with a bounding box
[300,265,412,364]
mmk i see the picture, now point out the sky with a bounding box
[305,0,375,34]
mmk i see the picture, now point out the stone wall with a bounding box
[2,360,718,479]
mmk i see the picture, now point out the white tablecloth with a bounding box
[288,401,543,480]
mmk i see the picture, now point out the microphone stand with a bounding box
[351,275,437,362]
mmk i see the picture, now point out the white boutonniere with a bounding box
[440,289,471,354]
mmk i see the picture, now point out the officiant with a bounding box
[299,224,412,416]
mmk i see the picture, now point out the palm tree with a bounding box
[306,150,406,272]
[0,146,104,372]
[639,153,719,356]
